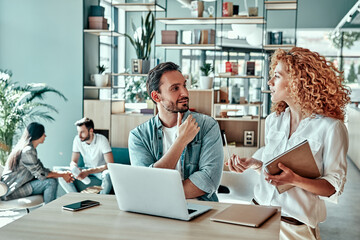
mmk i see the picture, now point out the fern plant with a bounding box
[124,11,155,60]
[0,69,67,165]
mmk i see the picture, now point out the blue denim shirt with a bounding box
[129,111,224,201]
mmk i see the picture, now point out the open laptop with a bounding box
[108,163,212,221]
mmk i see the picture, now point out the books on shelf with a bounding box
[140,108,154,115]
[264,140,321,194]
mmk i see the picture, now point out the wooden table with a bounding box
[0,193,280,240]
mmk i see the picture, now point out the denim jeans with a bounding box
[30,178,58,204]
[54,167,112,194]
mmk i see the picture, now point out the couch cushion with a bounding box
[77,148,130,167]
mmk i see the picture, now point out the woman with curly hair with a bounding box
[226,47,350,239]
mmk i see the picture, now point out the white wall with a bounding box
[0,0,83,168]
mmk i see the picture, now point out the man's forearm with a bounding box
[153,139,187,169]
[82,165,107,175]
[183,179,205,199]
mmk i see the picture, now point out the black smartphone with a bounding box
[62,200,100,211]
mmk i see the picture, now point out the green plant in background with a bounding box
[0,69,68,166]
[97,65,107,74]
[124,11,155,60]
[200,63,214,76]
[125,76,149,103]
[347,62,357,83]
[329,31,360,49]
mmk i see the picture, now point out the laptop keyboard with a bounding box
[188,209,197,214]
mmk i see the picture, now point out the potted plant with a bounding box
[199,63,214,89]
[93,64,108,87]
[0,69,67,166]
[124,11,155,74]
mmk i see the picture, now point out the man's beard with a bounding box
[162,97,189,113]
[80,134,90,142]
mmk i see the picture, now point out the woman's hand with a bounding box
[225,155,262,173]
[264,162,298,186]
[62,171,74,183]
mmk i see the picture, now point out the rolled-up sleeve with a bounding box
[21,147,50,180]
[319,121,348,203]
[129,129,156,168]
[188,120,224,198]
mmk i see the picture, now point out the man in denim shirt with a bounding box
[129,62,224,201]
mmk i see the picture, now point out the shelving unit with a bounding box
[156,17,265,25]
[263,1,298,49]
[188,89,261,157]
[84,29,123,37]
[261,0,298,116]
[83,1,164,148]
[264,1,297,10]
[112,3,165,12]
[155,1,268,158]
[155,44,221,50]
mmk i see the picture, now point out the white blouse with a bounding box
[252,108,348,228]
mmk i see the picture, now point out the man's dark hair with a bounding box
[147,62,181,103]
[75,117,94,131]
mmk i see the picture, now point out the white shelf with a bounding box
[263,44,295,51]
[111,3,165,12]
[156,17,265,25]
[214,117,259,122]
[112,73,148,77]
[84,86,111,89]
[262,90,271,93]
[188,89,213,92]
[216,75,262,79]
[265,1,297,10]
[156,44,221,50]
[84,29,124,37]
[214,103,262,107]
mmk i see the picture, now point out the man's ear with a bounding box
[89,128,94,134]
[151,91,161,103]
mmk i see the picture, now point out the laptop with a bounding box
[210,204,278,227]
[108,163,212,221]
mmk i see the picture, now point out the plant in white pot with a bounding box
[124,11,155,74]
[93,64,108,87]
[199,63,214,89]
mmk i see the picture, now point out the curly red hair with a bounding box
[269,47,350,121]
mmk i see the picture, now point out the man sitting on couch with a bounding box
[56,117,114,194]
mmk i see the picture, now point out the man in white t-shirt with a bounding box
[56,117,114,194]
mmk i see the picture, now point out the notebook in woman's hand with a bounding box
[264,140,321,194]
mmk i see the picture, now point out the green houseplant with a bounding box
[0,69,67,166]
[124,11,155,74]
[199,63,214,89]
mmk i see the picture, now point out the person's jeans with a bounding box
[30,178,58,204]
[54,167,112,194]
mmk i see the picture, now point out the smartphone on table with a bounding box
[62,200,100,211]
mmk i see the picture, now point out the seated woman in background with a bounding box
[227,47,350,240]
[1,122,73,204]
